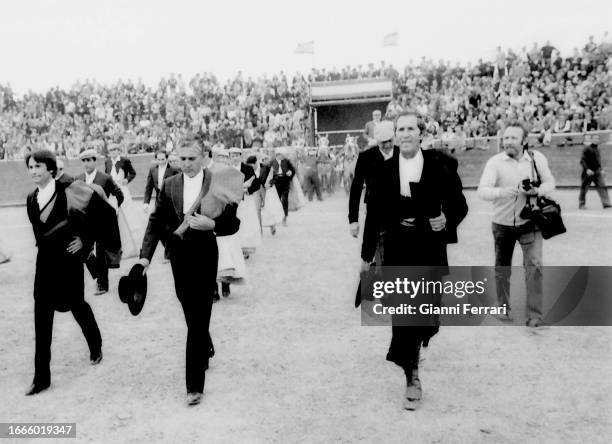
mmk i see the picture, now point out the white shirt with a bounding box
[182,169,204,214]
[477,150,555,226]
[379,147,393,161]
[85,169,98,185]
[37,179,56,209]
[399,149,424,197]
[157,164,167,189]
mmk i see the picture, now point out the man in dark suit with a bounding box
[55,158,74,184]
[228,148,258,195]
[269,149,296,225]
[77,149,124,295]
[579,134,611,209]
[348,120,395,264]
[104,143,136,185]
[143,150,180,210]
[136,143,240,406]
[24,150,103,396]
[362,111,468,410]
[143,150,180,261]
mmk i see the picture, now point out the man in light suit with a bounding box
[77,148,124,295]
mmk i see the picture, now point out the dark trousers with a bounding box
[33,299,102,385]
[383,225,442,370]
[85,243,108,289]
[492,222,543,320]
[303,169,323,201]
[275,177,291,217]
[579,172,611,207]
[169,236,217,394]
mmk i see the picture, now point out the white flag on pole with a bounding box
[294,41,315,54]
[382,32,398,47]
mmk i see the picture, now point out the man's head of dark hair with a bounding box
[246,155,258,165]
[25,150,58,177]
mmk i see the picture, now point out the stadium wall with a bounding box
[1,147,611,205]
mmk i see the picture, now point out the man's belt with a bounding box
[400,218,418,228]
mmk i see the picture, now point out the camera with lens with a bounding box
[521,178,541,192]
[520,178,543,220]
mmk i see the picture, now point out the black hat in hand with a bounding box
[118,263,148,316]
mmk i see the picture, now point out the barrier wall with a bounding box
[1,146,611,205]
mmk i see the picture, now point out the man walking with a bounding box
[477,121,555,327]
[77,148,124,295]
[579,134,611,209]
[137,142,240,406]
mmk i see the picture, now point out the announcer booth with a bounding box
[309,78,393,147]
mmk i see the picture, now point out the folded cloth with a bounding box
[175,166,244,238]
[65,180,122,267]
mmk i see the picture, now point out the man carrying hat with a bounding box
[77,148,124,295]
[137,142,240,406]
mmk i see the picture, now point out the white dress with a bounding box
[110,167,146,259]
[288,175,306,211]
[237,193,262,255]
[216,234,246,283]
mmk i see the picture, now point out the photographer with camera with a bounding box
[477,121,555,327]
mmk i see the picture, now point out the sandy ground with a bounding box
[0,190,611,443]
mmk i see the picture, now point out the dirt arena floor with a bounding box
[0,190,611,443]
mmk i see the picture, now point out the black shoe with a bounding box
[94,284,108,295]
[90,350,103,365]
[186,392,203,406]
[579,205,586,210]
[221,283,230,297]
[212,287,220,302]
[270,226,276,236]
[25,381,50,396]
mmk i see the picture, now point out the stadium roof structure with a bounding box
[309,78,393,106]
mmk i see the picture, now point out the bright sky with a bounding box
[1,0,610,95]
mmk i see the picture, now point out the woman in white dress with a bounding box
[211,149,246,299]
[236,154,262,258]
[106,145,146,259]
[260,152,285,235]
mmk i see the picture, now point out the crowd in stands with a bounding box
[1,34,611,160]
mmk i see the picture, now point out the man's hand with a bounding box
[287,170,293,177]
[143,203,150,213]
[586,169,595,176]
[429,212,446,232]
[66,237,83,254]
[499,187,519,198]
[349,222,359,238]
[522,186,539,196]
[187,214,215,231]
[137,258,150,274]
[360,260,371,273]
